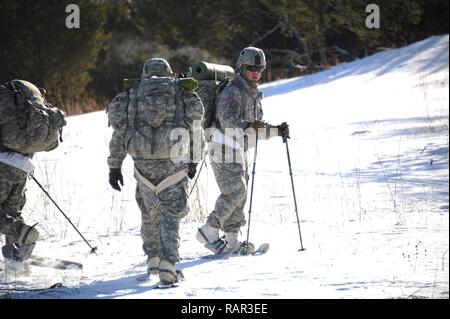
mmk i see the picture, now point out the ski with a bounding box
[137,269,185,288]
[0,282,63,293]
[156,270,184,289]
[28,255,83,271]
[156,282,180,289]
[1,258,32,275]
[201,243,269,260]
[2,244,82,271]
[253,242,270,255]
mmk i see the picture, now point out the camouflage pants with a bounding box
[134,159,188,264]
[0,162,27,242]
[208,148,249,233]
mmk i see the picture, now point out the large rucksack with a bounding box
[107,76,189,160]
[0,80,66,154]
[195,79,230,130]
[190,61,237,130]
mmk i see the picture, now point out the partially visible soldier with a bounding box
[107,58,204,285]
[196,47,290,255]
[0,80,66,262]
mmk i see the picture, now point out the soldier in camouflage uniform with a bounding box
[107,58,204,284]
[0,162,38,262]
[0,80,65,262]
[196,47,290,254]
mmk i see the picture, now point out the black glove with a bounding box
[187,163,197,179]
[277,122,290,139]
[109,168,124,191]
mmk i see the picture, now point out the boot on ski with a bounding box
[196,221,228,254]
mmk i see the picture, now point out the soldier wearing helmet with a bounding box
[108,58,204,285]
[196,47,290,254]
[235,46,267,84]
[1,80,66,263]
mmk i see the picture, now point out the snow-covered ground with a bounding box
[1,35,448,299]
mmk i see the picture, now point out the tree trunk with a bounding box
[282,14,312,67]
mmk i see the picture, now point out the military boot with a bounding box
[15,243,36,261]
[224,232,255,254]
[147,256,160,275]
[2,242,37,262]
[17,224,39,261]
[18,224,39,246]
[196,221,219,244]
[196,222,227,254]
[159,260,181,285]
[2,224,39,262]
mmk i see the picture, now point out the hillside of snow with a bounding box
[1,35,448,299]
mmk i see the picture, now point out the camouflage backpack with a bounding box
[190,61,238,130]
[0,80,66,154]
[107,77,189,160]
[195,79,231,129]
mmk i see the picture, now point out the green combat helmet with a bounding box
[235,47,266,72]
[124,58,174,91]
[142,58,173,78]
[125,58,198,92]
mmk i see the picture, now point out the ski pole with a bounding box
[30,175,98,255]
[245,129,259,254]
[283,135,305,251]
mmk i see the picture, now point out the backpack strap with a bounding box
[231,77,259,122]
[174,84,183,128]
[230,77,247,101]
[128,80,141,127]
[209,78,232,128]
[125,79,141,149]
[214,78,246,130]
[4,81,28,129]
[0,83,13,96]
[134,166,188,196]
[3,81,19,107]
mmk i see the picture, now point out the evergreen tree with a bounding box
[2,0,448,112]
[0,0,108,113]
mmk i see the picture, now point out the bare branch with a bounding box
[248,23,280,47]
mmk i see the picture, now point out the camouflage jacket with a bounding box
[215,74,263,132]
[213,75,274,151]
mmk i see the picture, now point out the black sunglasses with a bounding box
[245,65,264,72]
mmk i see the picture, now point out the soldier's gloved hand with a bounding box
[277,122,290,139]
[187,163,197,179]
[109,168,124,191]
